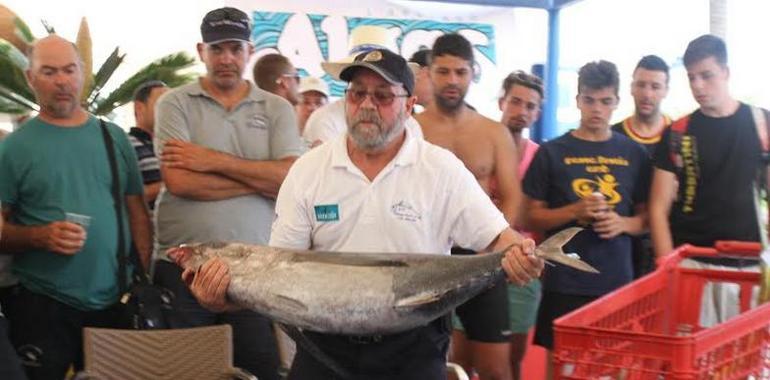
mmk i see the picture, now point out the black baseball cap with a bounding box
[331,49,415,95]
[200,7,251,44]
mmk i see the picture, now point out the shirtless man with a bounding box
[416,33,520,380]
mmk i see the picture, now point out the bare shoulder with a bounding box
[473,113,511,140]
[415,109,452,146]
[414,109,439,131]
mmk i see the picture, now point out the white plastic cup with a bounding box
[65,212,91,228]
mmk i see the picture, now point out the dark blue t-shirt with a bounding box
[523,131,651,296]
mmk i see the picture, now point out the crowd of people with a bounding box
[0,5,767,380]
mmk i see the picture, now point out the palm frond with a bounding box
[0,95,29,114]
[88,47,124,105]
[91,52,195,115]
[13,16,35,45]
[76,17,93,103]
[0,85,36,112]
[0,5,33,52]
[161,72,197,89]
[40,19,55,34]
[0,38,28,70]
[0,46,34,103]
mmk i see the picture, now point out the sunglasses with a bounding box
[345,88,409,107]
[280,73,301,84]
[207,8,249,24]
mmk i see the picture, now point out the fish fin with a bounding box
[535,227,599,273]
[394,291,441,308]
[538,247,600,273]
[538,227,584,250]
[292,252,409,267]
[278,324,353,379]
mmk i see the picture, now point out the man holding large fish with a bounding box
[180,48,545,380]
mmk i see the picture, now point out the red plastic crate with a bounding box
[553,242,770,380]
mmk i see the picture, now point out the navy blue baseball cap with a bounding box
[201,7,251,44]
[329,49,416,95]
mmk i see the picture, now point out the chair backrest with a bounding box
[82,325,241,380]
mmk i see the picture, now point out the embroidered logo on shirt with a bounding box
[391,201,421,222]
[314,204,340,222]
[246,114,268,130]
[571,174,622,205]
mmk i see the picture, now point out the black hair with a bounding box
[683,34,727,68]
[409,49,431,67]
[635,55,669,82]
[133,80,167,103]
[501,70,544,99]
[577,60,619,96]
[431,33,474,64]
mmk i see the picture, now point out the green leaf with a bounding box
[0,38,28,70]
[88,47,124,104]
[0,47,35,103]
[0,85,36,112]
[0,96,29,114]
[91,52,195,115]
[13,16,35,44]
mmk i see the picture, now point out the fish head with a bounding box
[167,243,209,269]
[167,245,192,267]
[167,241,256,270]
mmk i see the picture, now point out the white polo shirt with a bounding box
[302,99,423,145]
[270,128,508,255]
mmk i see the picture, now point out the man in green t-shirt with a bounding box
[0,35,152,380]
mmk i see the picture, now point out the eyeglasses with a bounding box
[206,7,249,24]
[279,73,300,84]
[344,88,409,107]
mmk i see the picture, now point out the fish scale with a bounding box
[170,228,595,335]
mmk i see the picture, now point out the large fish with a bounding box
[168,227,594,335]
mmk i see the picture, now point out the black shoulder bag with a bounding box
[99,119,174,329]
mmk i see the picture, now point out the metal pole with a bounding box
[540,7,560,142]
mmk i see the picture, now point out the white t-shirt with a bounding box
[270,128,507,255]
[302,99,423,145]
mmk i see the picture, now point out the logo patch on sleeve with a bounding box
[314,204,340,222]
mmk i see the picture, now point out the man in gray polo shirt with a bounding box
[152,7,304,380]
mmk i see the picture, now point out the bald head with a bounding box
[28,35,82,71]
[26,35,86,122]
